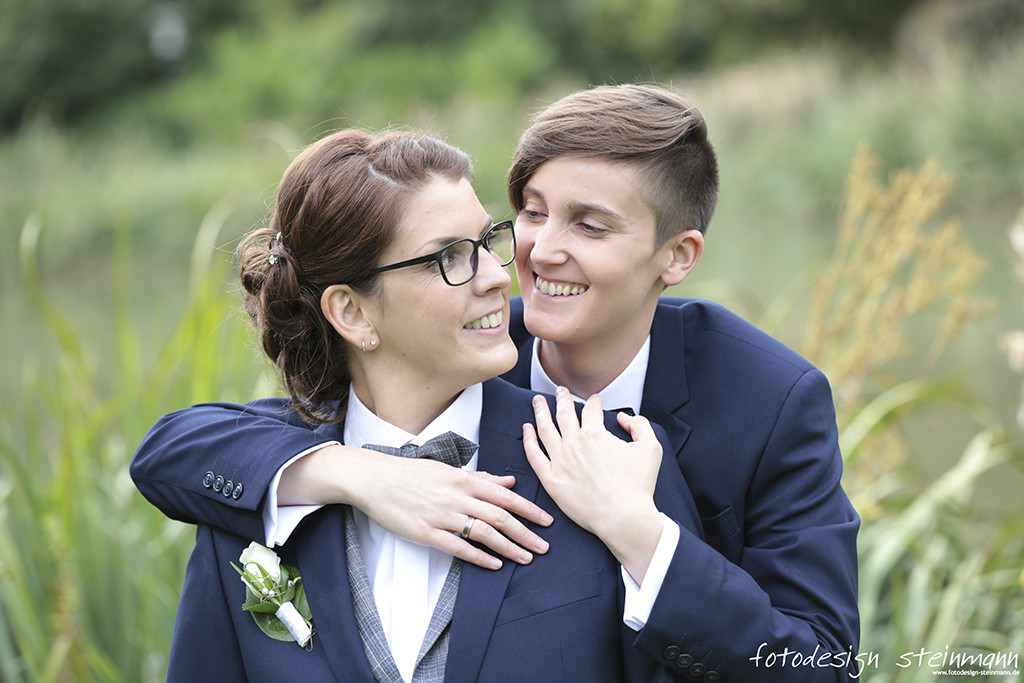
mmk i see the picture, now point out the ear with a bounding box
[321,285,377,349]
[660,229,704,287]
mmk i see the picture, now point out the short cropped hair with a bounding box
[508,84,719,244]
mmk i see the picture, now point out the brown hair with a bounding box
[508,84,719,244]
[238,129,474,423]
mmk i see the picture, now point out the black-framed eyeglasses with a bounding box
[361,220,516,287]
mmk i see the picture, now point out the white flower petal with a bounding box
[238,541,282,582]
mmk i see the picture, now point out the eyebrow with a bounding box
[523,186,625,223]
[566,200,624,223]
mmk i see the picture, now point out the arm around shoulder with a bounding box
[632,369,860,682]
[130,399,330,541]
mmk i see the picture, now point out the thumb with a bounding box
[617,412,656,444]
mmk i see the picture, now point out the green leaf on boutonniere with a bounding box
[243,586,282,613]
[252,610,299,641]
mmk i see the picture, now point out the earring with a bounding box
[370,339,377,347]
[361,340,366,353]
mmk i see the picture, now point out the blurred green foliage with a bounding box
[0,0,242,132]
[355,0,924,77]
[11,0,1021,135]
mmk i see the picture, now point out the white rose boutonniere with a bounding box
[239,542,283,581]
[232,542,314,648]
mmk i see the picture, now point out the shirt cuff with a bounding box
[262,442,337,547]
[621,513,680,631]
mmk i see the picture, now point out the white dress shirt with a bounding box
[343,383,482,682]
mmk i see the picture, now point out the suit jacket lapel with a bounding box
[445,379,540,682]
[640,303,693,460]
[291,506,376,682]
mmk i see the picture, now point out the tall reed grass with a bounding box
[1,150,1022,681]
[1,207,272,682]
[800,146,1024,682]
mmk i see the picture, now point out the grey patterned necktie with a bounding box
[362,431,477,468]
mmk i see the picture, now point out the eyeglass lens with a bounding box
[441,223,514,285]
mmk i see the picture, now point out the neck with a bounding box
[350,371,463,434]
[538,313,653,398]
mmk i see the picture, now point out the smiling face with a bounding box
[514,156,689,361]
[360,176,519,407]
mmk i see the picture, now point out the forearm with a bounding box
[634,519,860,682]
[276,442,391,508]
[590,498,664,586]
[279,438,553,568]
[133,400,553,567]
[634,442,859,678]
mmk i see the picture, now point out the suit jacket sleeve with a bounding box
[633,369,860,682]
[130,399,328,542]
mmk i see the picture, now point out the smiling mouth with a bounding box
[535,275,589,297]
[464,311,503,330]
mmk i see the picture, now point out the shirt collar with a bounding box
[343,383,483,468]
[529,337,650,414]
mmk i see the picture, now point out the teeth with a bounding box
[537,276,588,297]
[465,311,503,330]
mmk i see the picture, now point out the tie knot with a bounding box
[363,431,478,468]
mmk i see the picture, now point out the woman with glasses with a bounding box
[148,128,701,682]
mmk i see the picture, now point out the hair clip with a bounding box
[268,232,284,265]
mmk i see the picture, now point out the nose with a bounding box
[472,245,512,294]
[523,219,567,266]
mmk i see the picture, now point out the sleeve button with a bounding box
[690,662,706,676]
[703,672,720,682]
[222,480,234,497]
[213,475,224,492]
[232,482,244,500]
[675,653,693,670]
[663,646,681,660]
[203,471,214,488]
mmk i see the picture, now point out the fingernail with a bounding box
[519,550,533,564]
[532,395,543,407]
[535,538,549,553]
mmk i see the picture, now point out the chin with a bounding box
[462,341,518,382]
[522,308,573,344]
[492,340,520,375]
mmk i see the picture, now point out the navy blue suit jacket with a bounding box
[148,378,703,682]
[504,298,860,680]
[133,297,860,682]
